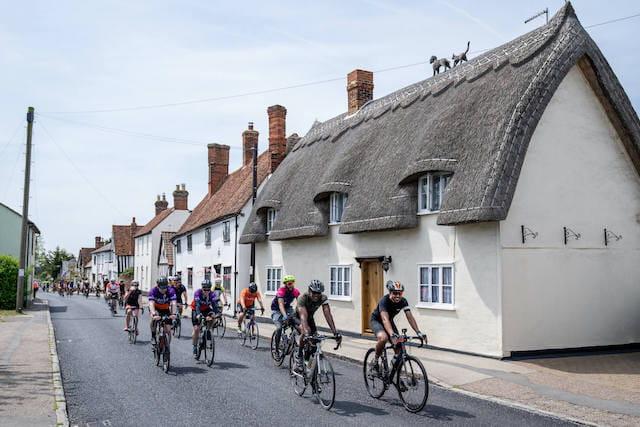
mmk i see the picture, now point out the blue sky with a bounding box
[1,0,638,254]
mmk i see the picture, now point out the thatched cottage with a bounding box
[239,3,640,357]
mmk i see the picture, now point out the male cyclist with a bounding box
[370,281,426,368]
[106,279,120,313]
[148,277,177,344]
[169,276,188,318]
[271,274,300,348]
[293,279,341,374]
[190,279,220,357]
[236,282,264,333]
[213,277,227,309]
[123,281,143,333]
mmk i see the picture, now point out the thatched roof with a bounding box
[240,3,640,243]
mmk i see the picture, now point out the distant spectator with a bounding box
[32,281,39,299]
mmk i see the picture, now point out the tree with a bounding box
[37,246,74,281]
[0,255,19,309]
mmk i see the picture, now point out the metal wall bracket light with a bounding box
[563,227,581,245]
[604,228,622,246]
[521,225,538,244]
[381,256,393,272]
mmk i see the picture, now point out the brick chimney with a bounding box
[173,184,189,210]
[267,105,287,173]
[242,122,259,166]
[286,133,301,154]
[155,194,168,216]
[208,143,230,195]
[95,236,104,249]
[347,69,374,114]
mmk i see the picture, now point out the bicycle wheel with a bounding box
[154,340,161,367]
[218,315,226,338]
[196,335,203,361]
[128,316,135,344]
[289,349,306,396]
[132,317,138,344]
[396,355,429,413]
[314,354,336,410]
[173,318,181,338]
[270,330,284,366]
[204,329,215,367]
[162,342,170,373]
[249,322,259,350]
[363,348,387,399]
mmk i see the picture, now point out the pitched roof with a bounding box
[0,202,41,234]
[240,3,640,243]
[78,247,93,266]
[175,151,271,237]
[159,231,176,266]
[91,241,114,254]
[112,224,139,256]
[134,208,175,238]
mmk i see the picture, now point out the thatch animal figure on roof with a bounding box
[452,41,470,67]
[430,55,451,75]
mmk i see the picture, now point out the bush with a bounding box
[0,255,19,309]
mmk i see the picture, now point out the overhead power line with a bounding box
[39,12,638,115]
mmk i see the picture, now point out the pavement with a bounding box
[0,299,63,427]
[47,293,570,426]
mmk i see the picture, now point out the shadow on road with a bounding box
[170,366,209,375]
[0,364,52,403]
[48,306,67,313]
[384,398,476,421]
[214,361,249,370]
[332,400,389,417]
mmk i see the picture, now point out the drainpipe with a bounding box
[250,135,257,283]
[233,214,239,318]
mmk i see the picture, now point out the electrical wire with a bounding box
[0,120,26,159]
[585,12,640,29]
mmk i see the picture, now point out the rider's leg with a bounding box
[375,331,388,358]
[124,307,131,330]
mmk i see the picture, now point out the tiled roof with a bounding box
[91,241,114,254]
[160,231,176,266]
[112,224,139,256]
[134,208,175,238]
[175,151,271,237]
[78,247,93,266]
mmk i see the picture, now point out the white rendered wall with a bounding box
[500,65,640,354]
[255,216,502,356]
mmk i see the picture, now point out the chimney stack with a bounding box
[347,69,374,114]
[242,122,259,167]
[95,236,103,249]
[267,105,287,173]
[173,183,189,210]
[155,194,168,215]
[208,143,230,195]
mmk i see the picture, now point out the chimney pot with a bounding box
[347,69,374,114]
[173,183,189,210]
[155,193,169,215]
[267,105,287,173]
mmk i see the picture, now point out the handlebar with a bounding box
[391,331,425,348]
[303,334,343,351]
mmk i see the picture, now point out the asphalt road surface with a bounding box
[48,294,574,426]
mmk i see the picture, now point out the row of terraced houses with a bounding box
[78,4,640,357]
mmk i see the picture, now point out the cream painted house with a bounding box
[240,4,640,357]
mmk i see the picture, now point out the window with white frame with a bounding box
[266,266,282,293]
[418,173,451,213]
[187,234,193,251]
[205,227,211,247]
[266,209,276,234]
[419,265,454,305]
[176,239,181,254]
[329,265,351,299]
[223,221,231,242]
[329,192,347,224]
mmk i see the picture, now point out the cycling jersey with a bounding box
[190,288,222,313]
[173,284,187,303]
[148,286,177,310]
[237,288,261,308]
[270,286,300,311]
[125,289,142,307]
[371,295,409,322]
[296,293,328,317]
[107,283,119,295]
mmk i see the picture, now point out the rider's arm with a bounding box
[380,311,396,338]
[278,298,287,317]
[322,304,338,335]
[298,306,310,335]
[220,291,227,306]
[257,294,264,310]
[170,300,177,316]
[149,301,157,316]
[405,310,421,335]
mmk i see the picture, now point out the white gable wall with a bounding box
[500,65,640,354]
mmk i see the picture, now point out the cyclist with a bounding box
[119,280,125,296]
[123,281,143,333]
[370,281,426,369]
[293,279,341,374]
[148,277,177,344]
[106,279,120,313]
[236,282,264,333]
[190,279,220,357]
[169,276,188,318]
[213,277,227,309]
[271,274,300,348]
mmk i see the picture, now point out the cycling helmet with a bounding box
[168,275,177,282]
[110,279,116,283]
[156,277,168,288]
[214,277,222,284]
[283,274,296,284]
[248,282,258,293]
[386,280,404,292]
[201,279,212,290]
[308,279,324,293]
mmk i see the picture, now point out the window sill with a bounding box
[417,210,440,216]
[328,295,352,302]
[415,303,456,311]
[328,222,341,226]
[264,290,277,296]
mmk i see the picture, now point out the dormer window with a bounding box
[418,173,451,213]
[329,192,348,224]
[266,208,276,234]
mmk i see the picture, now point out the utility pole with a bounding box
[16,107,35,313]
[249,132,258,283]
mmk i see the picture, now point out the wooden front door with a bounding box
[361,260,384,334]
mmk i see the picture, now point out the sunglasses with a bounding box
[391,291,403,296]
[284,281,295,285]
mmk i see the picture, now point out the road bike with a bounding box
[238,307,262,350]
[108,295,118,316]
[126,307,142,344]
[172,308,182,338]
[195,314,215,367]
[289,334,342,410]
[83,287,90,298]
[152,315,173,373]
[212,303,229,338]
[363,328,429,413]
[270,318,297,367]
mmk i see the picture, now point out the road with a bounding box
[48,294,573,426]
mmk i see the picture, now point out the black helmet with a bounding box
[386,280,404,292]
[248,282,258,293]
[156,277,168,288]
[308,279,324,293]
[201,279,212,290]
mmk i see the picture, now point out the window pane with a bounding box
[431,267,439,285]
[330,267,336,281]
[443,267,452,285]
[420,267,429,285]
[443,286,452,304]
[431,175,441,211]
[431,285,440,303]
[419,177,428,210]
[420,285,429,302]
[344,280,350,297]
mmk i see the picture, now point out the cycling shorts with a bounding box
[192,309,214,326]
[370,317,398,337]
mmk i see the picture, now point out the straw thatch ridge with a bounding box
[239,2,640,244]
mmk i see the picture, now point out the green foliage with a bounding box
[121,267,134,278]
[0,255,19,310]
[37,246,73,280]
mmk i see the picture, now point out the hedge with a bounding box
[0,255,19,309]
